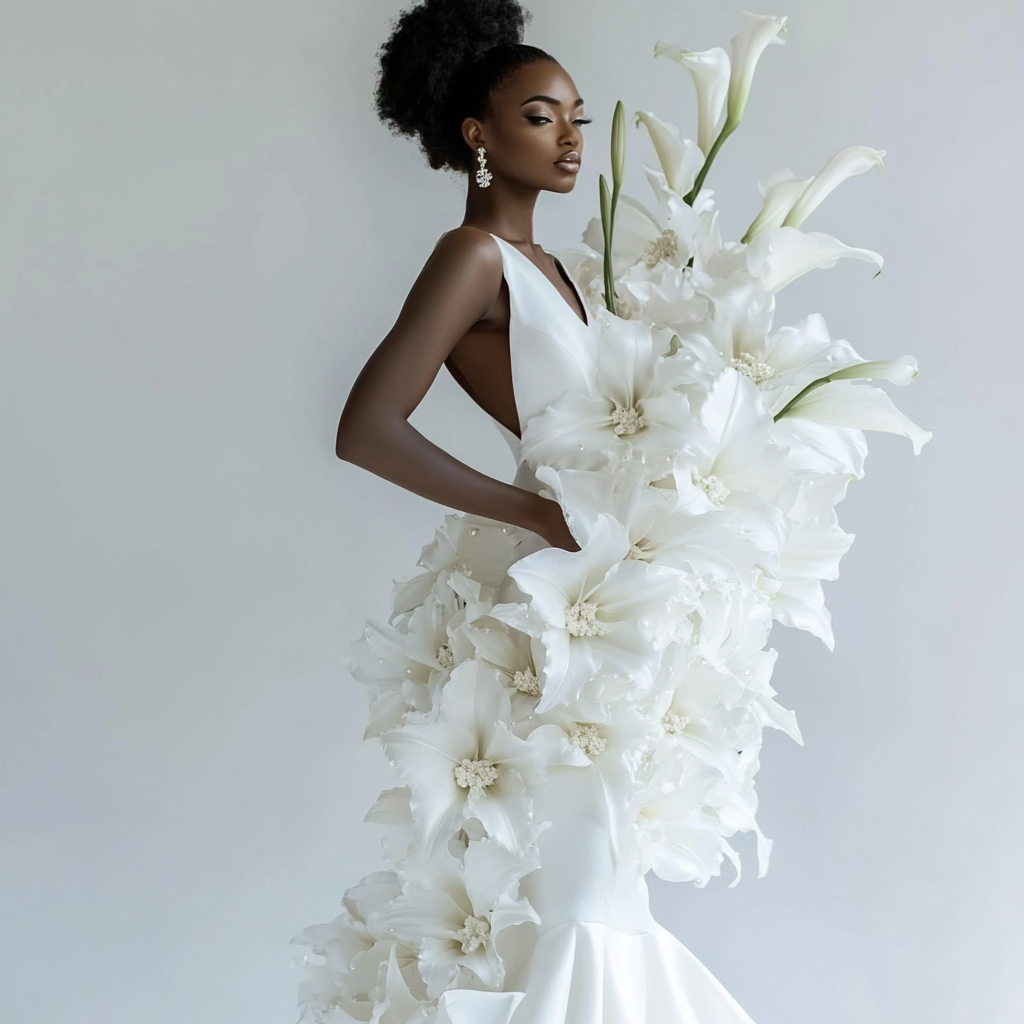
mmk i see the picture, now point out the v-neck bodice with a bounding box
[487,234,596,479]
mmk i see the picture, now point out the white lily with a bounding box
[670,369,782,519]
[292,872,420,1024]
[672,273,778,392]
[536,463,770,574]
[400,580,471,683]
[704,738,773,880]
[581,165,700,280]
[653,43,730,157]
[502,513,690,712]
[645,650,757,783]
[634,756,739,886]
[677,306,915,427]
[372,945,434,1024]
[459,618,546,733]
[756,520,855,649]
[741,168,814,244]
[777,378,932,454]
[691,569,775,670]
[746,226,884,292]
[348,618,433,739]
[726,12,788,128]
[383,660,564,857]
[634,112,705,199]
[741,147,886,244]
[538,702,662,773]
[582,192,696,279]
[390,515,527,619]
[782,146,886,228]
[519,313,694,477]
[382,839,540,998]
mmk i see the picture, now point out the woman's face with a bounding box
[463,61,589,194]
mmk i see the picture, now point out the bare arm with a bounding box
[335,228,577,550]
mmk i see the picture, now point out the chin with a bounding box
[547,176,579,194]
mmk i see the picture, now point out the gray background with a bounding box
[1,1,1021,1022]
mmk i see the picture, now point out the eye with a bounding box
[525,114,592,127]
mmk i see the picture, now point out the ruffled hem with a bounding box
[507,921,756,1024]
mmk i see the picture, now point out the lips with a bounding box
[554,152,581,172]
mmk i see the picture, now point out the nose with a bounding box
[560,122,581,148]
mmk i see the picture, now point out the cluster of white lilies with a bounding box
[293,13,929,1024]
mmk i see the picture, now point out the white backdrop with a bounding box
[2,1,1022,1022]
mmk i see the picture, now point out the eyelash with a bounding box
[526,116,593,126]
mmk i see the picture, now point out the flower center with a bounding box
[729,352,775,385]
[571,724,607,757]
[610,402,645,436]
[453,758,499,789]
[626,543,646,561]
[512,668,541,696]
[435,644,455,669]
[662,712,689,735]
[564,601,605,637]
[641,229,679,267]
[692,471,731,506]
[455,914,491,954]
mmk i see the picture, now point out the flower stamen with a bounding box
[611,402,645,436]
[512,668,541,696]
[692,471,730,506]
[455,914,491,954]
[641,229,679,267]
[662,712,689,735]
[571,724,607,757]
[453,758,499,789]
[730,352,775,384]
[435,644,455,669]
[564,601,605,637]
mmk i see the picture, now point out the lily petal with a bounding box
[780,380,932,454]
[741,168,813,244]
[634,111,703,199]
[654,43,730,157]
[747,227,884,292]
[782,146,886,229]
[727,13,788,126]
[828,356,919,385]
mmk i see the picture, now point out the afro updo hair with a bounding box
[374,0,557,174]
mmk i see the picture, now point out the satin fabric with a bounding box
[429,235,757,1024]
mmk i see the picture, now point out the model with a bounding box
[292,2,929,1022]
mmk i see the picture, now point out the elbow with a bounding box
[335,408,405,464]
[335,425,359,463]
[335,415,380,465]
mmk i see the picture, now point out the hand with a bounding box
[532,495,581,552]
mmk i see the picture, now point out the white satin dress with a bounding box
[431,235,758,1024]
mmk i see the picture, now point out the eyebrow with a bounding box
[520,95,585,108]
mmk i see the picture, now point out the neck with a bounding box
[461,179,541,246]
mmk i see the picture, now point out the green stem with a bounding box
[773,375,834,421]
[683,119,738,206]
[599,175,615,315]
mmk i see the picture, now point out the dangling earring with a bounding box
[475,146,493,189]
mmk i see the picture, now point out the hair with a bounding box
[374,0,558,173]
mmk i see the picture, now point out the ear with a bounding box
[461,117,486,153]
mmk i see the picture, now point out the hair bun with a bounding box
[375,0,538,173]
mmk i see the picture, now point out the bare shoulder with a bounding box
[402,226,504,321]
[392,226,505,329]
[429,225,503,274]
